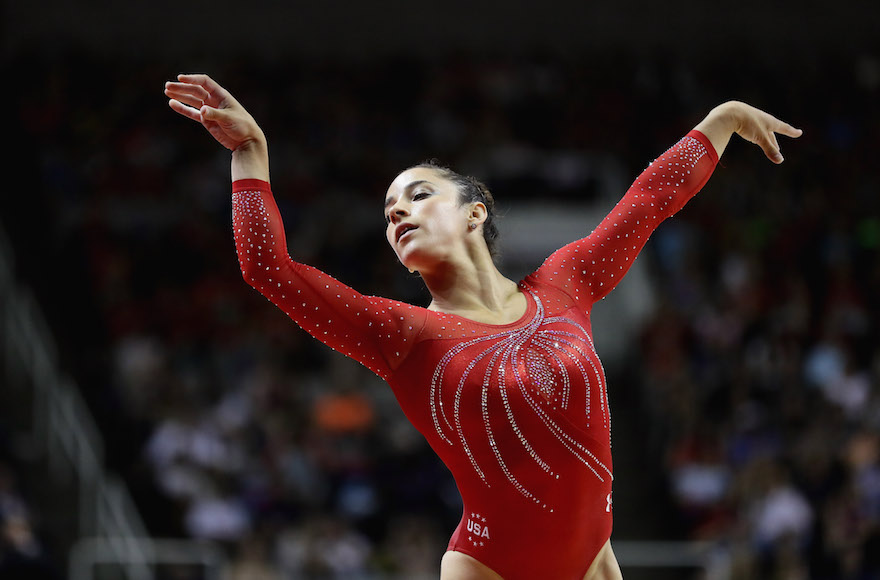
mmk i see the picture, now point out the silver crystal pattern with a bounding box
[429,290,612,508]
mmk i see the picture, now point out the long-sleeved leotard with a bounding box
[231,130,718,580]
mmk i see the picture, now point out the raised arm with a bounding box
[165,74,425,379]
[230,179,425,379]
[531,102,801,308]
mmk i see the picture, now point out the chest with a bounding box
[394,292,609,438]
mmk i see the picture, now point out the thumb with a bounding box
[763,133,783,164]
[200,105,226,122]
[764,143,784,164]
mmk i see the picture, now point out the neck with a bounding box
[420,249,517,316]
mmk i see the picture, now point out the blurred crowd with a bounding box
[0,453,60,579]
[633,59,880,578]
[4,45,880,579]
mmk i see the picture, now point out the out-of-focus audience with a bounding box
[0,456,60,579]
[4,47,880,578]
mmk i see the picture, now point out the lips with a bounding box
[395,223,418,243]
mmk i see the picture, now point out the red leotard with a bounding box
[231,131,718,579]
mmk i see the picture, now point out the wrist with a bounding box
[231,136,270,182]
[712,101,745,135]
[694,102,742,160]
[233,132,268,156]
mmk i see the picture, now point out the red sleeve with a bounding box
[529,130,718,307]
[231,179,426,380]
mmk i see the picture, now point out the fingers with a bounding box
[746,109,801,164]
[765,120,802,164]
[165,81,210,108]
[165,74,234,112]
[776,121,803,139]
[766,133,783,164]
[167,78,210,97]
[168,98,226,129]
[177,73,231,105]
[168,98,203,123]
[177,73,220,92]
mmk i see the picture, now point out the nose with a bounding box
[388,202,410,224]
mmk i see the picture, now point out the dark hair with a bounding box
[410,160,501,259]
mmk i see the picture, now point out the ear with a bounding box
[469,202,488,226]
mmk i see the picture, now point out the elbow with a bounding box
[240,260,288,298]
[236,249,294,295]
[241,270,259,289]
[238,259,263,289]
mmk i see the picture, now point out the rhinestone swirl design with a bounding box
[429,290,612,509]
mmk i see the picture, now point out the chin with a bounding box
[398,243,446,274]
[397,247,422,270]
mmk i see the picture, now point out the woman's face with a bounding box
[384,167,473,273]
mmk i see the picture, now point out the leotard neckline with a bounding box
[427,284,536,330]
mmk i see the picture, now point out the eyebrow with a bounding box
[384,180,434,209]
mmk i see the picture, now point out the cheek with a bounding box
[385,227,400,254]
[420,203,456,232]
[428,212,463,241]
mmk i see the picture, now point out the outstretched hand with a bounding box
[165,74,269,181]
[165,74,265,151]
[695,101,802,164]
[730,101,802,164]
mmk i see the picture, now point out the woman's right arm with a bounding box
[230,179,426,379]
[165,74,425,379]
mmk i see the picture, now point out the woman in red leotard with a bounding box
[165,74,800,580]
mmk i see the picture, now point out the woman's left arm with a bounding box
[530,102,801,307]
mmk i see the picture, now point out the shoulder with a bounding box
[362,295,430,329]
[520,277,584,317]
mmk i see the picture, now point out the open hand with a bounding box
[165,74,265,151]
[729,101,802,164]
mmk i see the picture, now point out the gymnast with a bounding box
[165,73,800,579]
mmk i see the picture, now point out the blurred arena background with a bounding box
[2,1,879,578]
